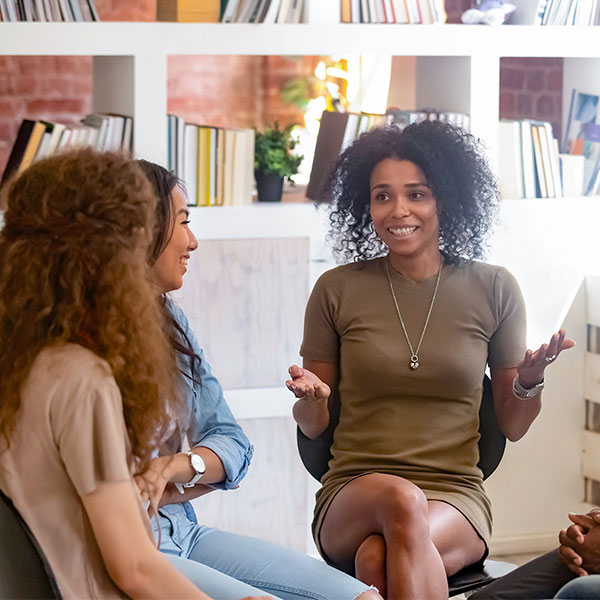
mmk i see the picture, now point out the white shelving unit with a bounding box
[3,21,600,555]
[2,22,600,168]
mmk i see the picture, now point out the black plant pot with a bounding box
[255,170,284,202]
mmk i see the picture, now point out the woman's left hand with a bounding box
[135,455,176,511]
[516,329,575,388]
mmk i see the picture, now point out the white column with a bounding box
[93,53,167,165]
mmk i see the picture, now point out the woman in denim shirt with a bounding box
[136,159,381,600]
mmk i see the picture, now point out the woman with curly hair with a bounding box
[132,159,381,600]
[286,120,574,599]
[0,149,219,599]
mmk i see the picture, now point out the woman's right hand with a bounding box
[286,364,330,402]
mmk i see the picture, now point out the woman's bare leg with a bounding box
[428,500,486,576]
[319,473,447,599]
[320,475,487,599]
[355,534,386,596]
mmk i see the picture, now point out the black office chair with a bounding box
[0,489,62,599]
[297,374,515,597]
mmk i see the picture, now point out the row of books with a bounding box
[307,108,467,199]
[498,119,577,199]
[0,0,98,21]
[306,108,468,200]
[533,0,600,25]
[221,0,304,22]
[341,0,445,24]
[561,88,600,195]
[1,113,132,184]
[386,108,470,131]
[168,115,255,207]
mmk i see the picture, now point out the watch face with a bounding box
[190,453,206,474]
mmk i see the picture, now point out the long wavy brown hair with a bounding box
[0,149,182,472]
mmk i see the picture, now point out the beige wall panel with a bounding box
[189,417,310,552]
[175,237,310,390]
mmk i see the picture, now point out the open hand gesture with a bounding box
[517,329,575,388]
[286,364,330,403]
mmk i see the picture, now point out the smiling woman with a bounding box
[150,186,197,294]
[286,121,575,599]
[132,159,383,600]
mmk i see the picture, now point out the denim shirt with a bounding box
[154,299,253,542]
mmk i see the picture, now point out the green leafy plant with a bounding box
[254,122,303,181]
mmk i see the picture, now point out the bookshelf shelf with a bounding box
[1,22,599,191]
[1,23,599,57]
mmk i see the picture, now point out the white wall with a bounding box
[485,198,600,554]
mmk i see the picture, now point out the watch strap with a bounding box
[512,376,544,399]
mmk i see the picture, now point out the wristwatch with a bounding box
[512,376,544,399]
[174,451,206,495]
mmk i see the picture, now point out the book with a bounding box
[262,0,280,22]
[559,153,585,196]
[45,122,66,155]
[57,0,72,20]
[157,0,221,22]
[498,119,524,199]
[67,0,83,20]
[543,121,562,197]
[582,122,600,195]
[183,123,198,206]
[391,0,409,22]
[341,0,351,21]
[535,122,555,197]
[1,120,36,183]
[519,121,537,199]
[305,0,339,22]
[86,0,98,20]
[563,89,599,154]
[306,111,358,201]
[221,0,241,21]
[275,0,291,22]
[17,120,46,175]
[531,123,548,197]
[237,0,259,21]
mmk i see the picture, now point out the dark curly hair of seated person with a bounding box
[324,120,499,265]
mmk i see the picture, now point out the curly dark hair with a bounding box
[324,120,499,265]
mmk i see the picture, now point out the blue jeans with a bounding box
[555,575,600,598]
[155,503,373,600]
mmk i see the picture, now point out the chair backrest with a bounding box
[0,489,62,599]
[297,374,505,482]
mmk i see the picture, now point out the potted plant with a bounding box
[254,122,303,202]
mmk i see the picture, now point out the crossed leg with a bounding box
[319,473,486,600]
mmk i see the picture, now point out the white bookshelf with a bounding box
[3,20,600,555]
[2,23,600,168]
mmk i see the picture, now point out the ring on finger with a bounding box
[545,354,557,363]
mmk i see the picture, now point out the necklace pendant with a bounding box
[410,355,419,370]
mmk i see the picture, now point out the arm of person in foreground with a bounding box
[82,479,211,599]
[490,329,575,442]
[559,510,600,576]
[286,359,337,439]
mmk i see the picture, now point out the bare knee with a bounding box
[375,479,429,534]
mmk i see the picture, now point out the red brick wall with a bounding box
[0,0,564,174]
[500,57,563,138]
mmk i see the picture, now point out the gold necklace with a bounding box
[385,255,443,370]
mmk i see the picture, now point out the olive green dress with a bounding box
[300,257,526,555]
